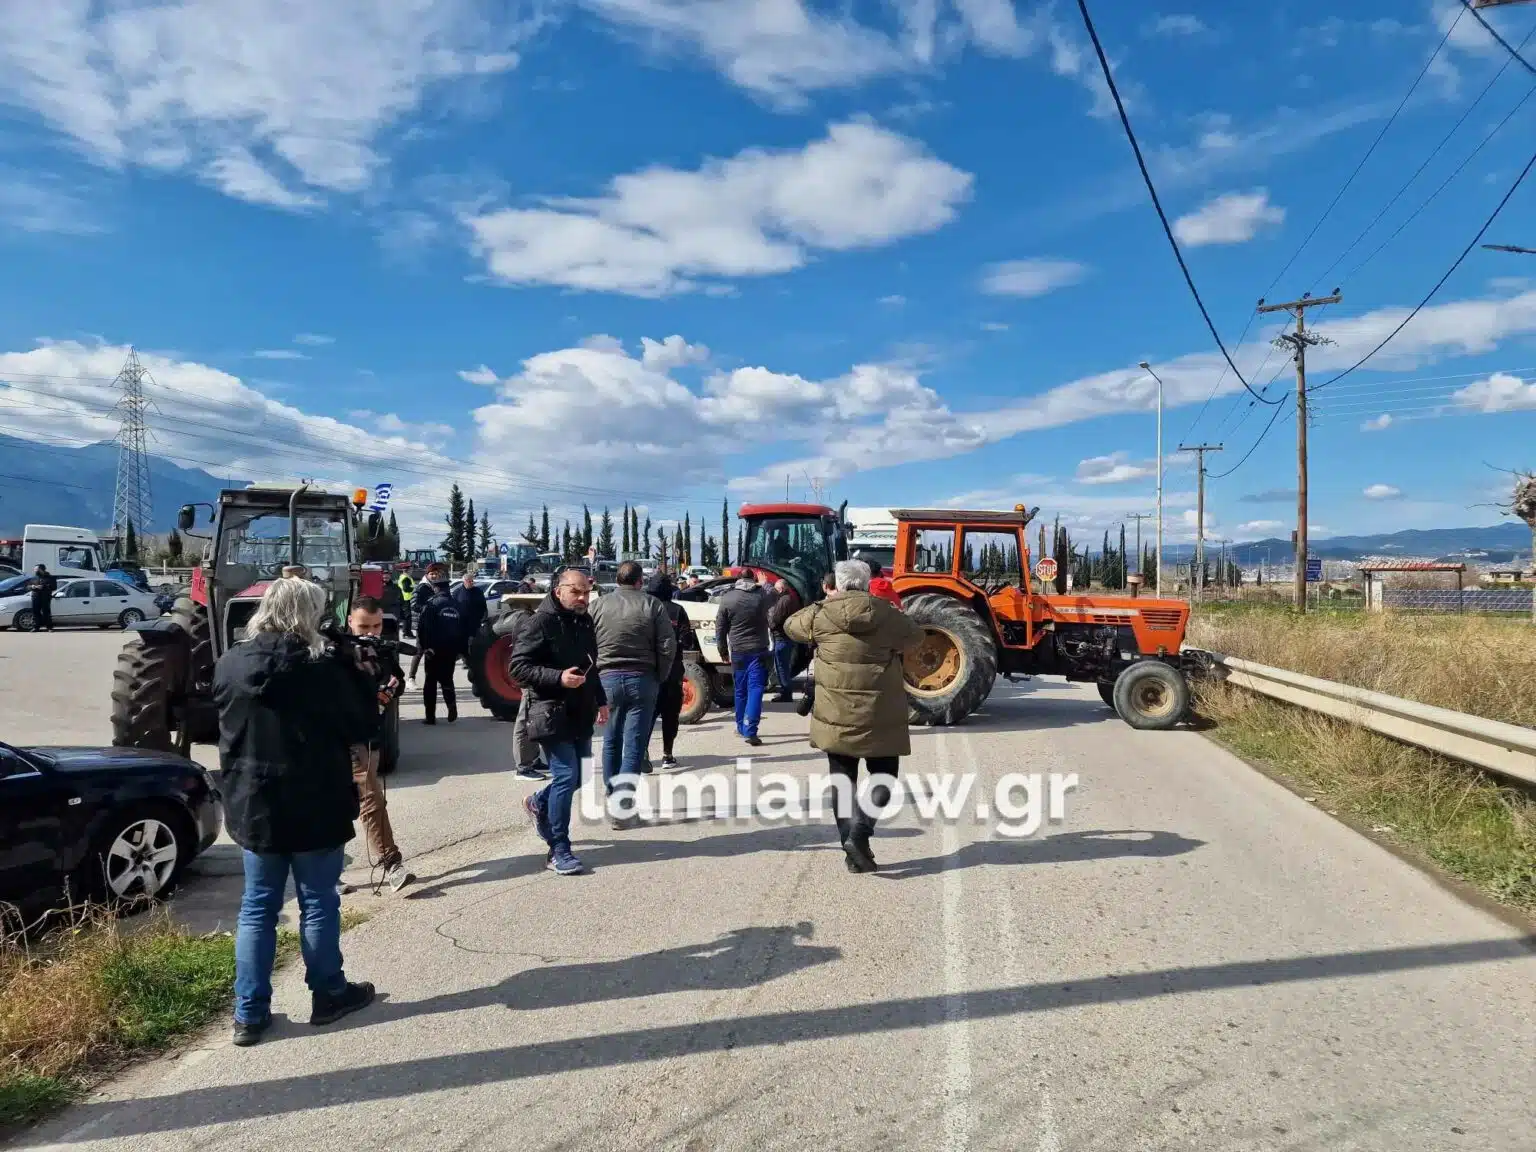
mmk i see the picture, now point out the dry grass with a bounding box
[1188,605,1536,914]
[1188,606,1536,726]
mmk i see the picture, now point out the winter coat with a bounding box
[590,585,675,680]
[783,591,924,758]
[452,581,488,638]
[212,631,378,854]
[509,591,608,743]
[646,577,696,686]
[29,573,56,604]
[766,586,802,639]
[714,579,771,661]
[412,578,447,631]
[418,587,468,656]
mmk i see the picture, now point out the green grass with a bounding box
[0,1072,74,1129]
[96,932,236,1049]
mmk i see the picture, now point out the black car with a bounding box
[0,741,221,923]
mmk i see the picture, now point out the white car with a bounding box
[0,578,164,631]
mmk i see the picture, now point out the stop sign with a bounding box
[1034,557,1059,582]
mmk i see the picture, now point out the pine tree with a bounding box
[1118,524,1127,590]
[477,510,492,555]
[737,524,745,564]
[386,511,401,560]
[702,533,719,567]
[622,503,631,555]
[598,507,615,558]
[683,512,692,565]
[123,519,139,562]
[674,525,686,566]
[720,498,730,567]
[166,527,183,564]
[461,498,476,563]
[643,515,652,558]
[540,506,550,552]
[443,484,466,562]
[582,504,593,554]
[631,507,640,554]
[561,521,572,561]
[525,514,539,546]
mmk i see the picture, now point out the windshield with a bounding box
[0,574,31,596]
[216,508,351,589]
[742,516,831,590]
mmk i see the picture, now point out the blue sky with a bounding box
[1,0,1534,548]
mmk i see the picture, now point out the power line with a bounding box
[1462,0,1536,77]
[1265,6,1466,299]
[110,348,155,536]
[1072,0,1280,404]
[1312,143,1536,393]
[1210,399,1294,479]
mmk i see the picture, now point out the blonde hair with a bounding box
[246,576,327,657]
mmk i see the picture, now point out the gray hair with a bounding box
[245,576,326,657]
[834,559,872,592]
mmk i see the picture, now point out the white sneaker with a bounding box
[385,862,415,893]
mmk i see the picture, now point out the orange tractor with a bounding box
[889,506,1202,729]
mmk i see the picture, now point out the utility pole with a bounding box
[1127,512,1152,575]
[1139,361,1166,598]
[1178,444,1222,604]
[1256,291,1340,615]
[111,347,155,551]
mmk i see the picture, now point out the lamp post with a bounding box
[1139,360,1165,598]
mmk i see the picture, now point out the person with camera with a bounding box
[345,596,414,893]
[213,577,380,1047]
[510,568,609,876]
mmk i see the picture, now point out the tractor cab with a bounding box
[730,502,849,605]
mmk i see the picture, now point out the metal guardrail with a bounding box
[1208,653,1536,787]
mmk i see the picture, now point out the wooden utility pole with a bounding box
[1256,291,1341,614]
[1178,444,1223,603]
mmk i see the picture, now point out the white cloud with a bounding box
[1363,484,1403,501]
[1172,190,1285,246]
[879,294,907,307]
[0,0,529,208]
[253,349,307,361]
[1237,520,1285,536]
[1075,452,1156,486]
[465,120,973,297]
[1452,371,1536,413]
[980,321,1009,332]
[294,333,334,346]
[979,258,1088,298]
[458,364,501,386]
[1361,413,1394,431]
[0,172,105,235]
[640,335,709,371]
[349,409,457,448]
[1147,14,1208,38]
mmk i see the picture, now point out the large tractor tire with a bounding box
[1112,660,1190,731]
[110,599,213,754]
[679,659,711,725]
[901,593,998,726]
[466,617,523,722]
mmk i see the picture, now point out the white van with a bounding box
[21,525,107,581]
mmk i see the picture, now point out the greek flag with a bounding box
[365,482,393,513]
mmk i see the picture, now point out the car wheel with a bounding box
[12,609,36,632]
[118,608,146,627]
[81,804,189,908]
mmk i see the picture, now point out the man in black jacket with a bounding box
[212,577,379,1047]
[715,574,772,746]
[417,577,466,723]
[28,565,56,631]
[510,568,609,875]
[452,571,488,658]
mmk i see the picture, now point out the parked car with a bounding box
[0,740,221,923]
[0,574,31,598]
[0,577,164,631]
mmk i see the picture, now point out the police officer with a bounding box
[395,568,416,638]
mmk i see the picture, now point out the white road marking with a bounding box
[938,732,972,1152]
[1035,1086,1062,1152]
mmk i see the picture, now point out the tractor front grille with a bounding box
[1141,608,1184,631]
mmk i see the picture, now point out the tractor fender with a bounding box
[125,616,195,645]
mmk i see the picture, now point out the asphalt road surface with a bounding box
[4,631,1534,1151]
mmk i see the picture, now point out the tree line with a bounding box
[1043,519,1240,592]
[512,496,742,569]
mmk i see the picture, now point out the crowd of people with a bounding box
[207,553,919,1045]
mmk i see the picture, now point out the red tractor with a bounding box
[109,483,400,769]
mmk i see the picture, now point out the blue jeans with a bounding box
[600,671,659,794]
[234,847,346,1025]
[772,638,797,696]
[732,651,769,738]
[534,736,591,854]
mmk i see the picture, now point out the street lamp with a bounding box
[1139,360,1165,598]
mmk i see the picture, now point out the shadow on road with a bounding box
[874,829,1204,880]
[30,934,1533,1142]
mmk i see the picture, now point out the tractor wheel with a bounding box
[679,660,710,725]
[466,618,523,722]
[111,638,186,754]
[377,698,401,776]
[1112,660,1190,731]
[171,598,215,694]
[901,594,998,726]
[710,666,734,708]
[1097,681,1116,709]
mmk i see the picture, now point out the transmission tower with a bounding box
[111,347,155,538]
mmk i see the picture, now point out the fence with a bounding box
[1382,588,1533,614]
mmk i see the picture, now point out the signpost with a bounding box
[1034,557,1058,584]
[1305,557,1322,583]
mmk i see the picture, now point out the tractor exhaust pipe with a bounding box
[288,484,309,567]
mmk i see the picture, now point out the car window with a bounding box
[64,581,93,598]
[95,580,126,597]
[58,546,97,570]
[0,747,37,779]
[0,575,30,596]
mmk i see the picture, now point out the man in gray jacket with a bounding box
[590,560,675,825]
[715,572,772,746]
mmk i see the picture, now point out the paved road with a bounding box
[5,631,1534,1151]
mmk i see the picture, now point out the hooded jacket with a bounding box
[509,590,608,742]
[783,591,924,758]
[714,578,771,661]
[645,576,696,686]
[212,632,378,854]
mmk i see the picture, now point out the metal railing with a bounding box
[1206,652,1536,787]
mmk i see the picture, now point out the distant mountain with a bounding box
[0,434,245,535]
[1156,523,1530,567]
